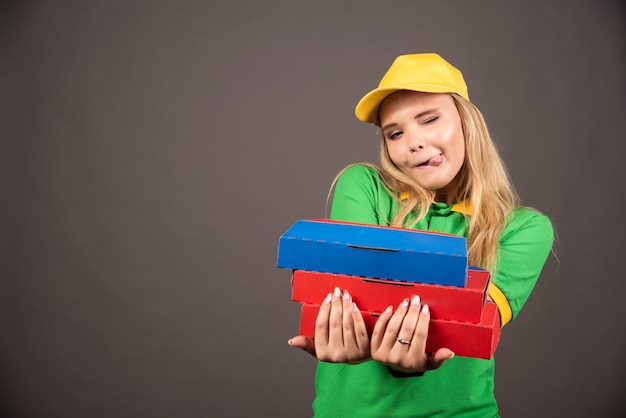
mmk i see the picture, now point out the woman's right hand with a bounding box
[288,287,370,364]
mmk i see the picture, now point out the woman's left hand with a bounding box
[370,295,455,374]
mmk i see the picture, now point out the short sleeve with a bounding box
[329,164,396,226]
[491,208,554,323]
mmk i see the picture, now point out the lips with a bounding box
[417,154,444,167]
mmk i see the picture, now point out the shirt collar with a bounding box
[398,192,472,216]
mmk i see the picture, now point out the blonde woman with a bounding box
[288,53,554,417]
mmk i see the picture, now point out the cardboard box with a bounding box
[277,219,468,287]
[291,268,490,323]
[298,300,501,359]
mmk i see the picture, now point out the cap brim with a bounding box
[355,85,463,124]
[355,88,402,124]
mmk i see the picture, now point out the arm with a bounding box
[488,208,554,326]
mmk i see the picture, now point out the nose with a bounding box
[406,128,425,153]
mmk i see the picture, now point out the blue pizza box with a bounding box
[277,219,468,287]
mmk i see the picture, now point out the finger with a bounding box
[314,291,333,348]
[383,298,410,351]
[371,304,393,350]
[396,295,421,348]
[408,303,430,355]
[327,287,344,346]
[427,348,455,370]
[349,301,369,352]
[288,336,317,357]
[341,289,356,347]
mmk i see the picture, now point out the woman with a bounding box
[288,53,554,417]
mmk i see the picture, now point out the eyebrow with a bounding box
[380,108,441,132]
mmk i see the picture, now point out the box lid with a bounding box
[278,219,468,286]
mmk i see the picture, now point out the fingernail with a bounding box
[384,305,393,314]
[334,287,341,298]
[421,304,429,314]
[411,295,420,306]
[325,293,332,303]
[401,298,409,309]
[351,302,359,312]
[343,289,351,302]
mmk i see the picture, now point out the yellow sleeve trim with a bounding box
[487,282,512,327]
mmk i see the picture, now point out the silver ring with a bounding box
[396,337,411,345]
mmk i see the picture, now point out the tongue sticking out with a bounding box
[423,154,443,167]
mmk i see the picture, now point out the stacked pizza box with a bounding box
[277,219,500,359]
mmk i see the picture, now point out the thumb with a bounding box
[426,348,455,370]
[288,335,316,357]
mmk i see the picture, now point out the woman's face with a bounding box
[378,91,465,204]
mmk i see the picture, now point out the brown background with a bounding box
[1,1,625,417]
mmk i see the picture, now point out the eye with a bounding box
[423,116,439,124]
[386,130,403,140]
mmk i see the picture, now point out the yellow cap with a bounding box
[355,53,469,124]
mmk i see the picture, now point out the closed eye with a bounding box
[423,116,439,124]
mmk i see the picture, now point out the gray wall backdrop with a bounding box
[2,1,625,417]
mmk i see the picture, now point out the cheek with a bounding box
[445,128,465,163]
[456,136,466,164]
[451,139,465,163]
[385,142,403,164]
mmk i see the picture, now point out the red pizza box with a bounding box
[298,300,501,360]
[292,268,489,323]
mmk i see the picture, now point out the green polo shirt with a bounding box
[312,164,553,418]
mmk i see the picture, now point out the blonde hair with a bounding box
[331,94,518,271]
